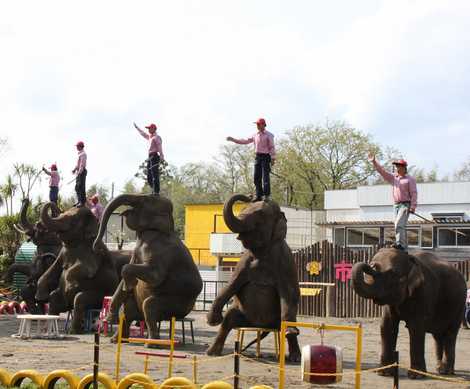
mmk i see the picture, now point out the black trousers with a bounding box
[147,154,160,194]
[75,169,87,204]
[49,186,59,204]
[254,153,271,199]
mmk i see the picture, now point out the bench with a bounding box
[13,314,62,339]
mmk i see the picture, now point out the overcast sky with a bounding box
[1,0,470,206]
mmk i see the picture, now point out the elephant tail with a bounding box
[241,331,271,353]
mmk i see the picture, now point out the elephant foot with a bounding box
[69,327,86,335]
[207,310,223,326]
[286,332,301,363]
[206,343,223,356]
[437,364,454,375]
[110,333,129,344]
[408,367,426,379]
[145,342,163,349]
[377,367,394,377]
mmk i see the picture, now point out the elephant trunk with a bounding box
[19,198,34,234]
[223,194,252,233]
[40,202,69,232]
[352,262,379,299]
[93,194,140,251]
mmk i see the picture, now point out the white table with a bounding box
[12,314,62,339]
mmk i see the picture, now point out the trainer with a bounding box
[226,118,275,201]
[369,153,417,251]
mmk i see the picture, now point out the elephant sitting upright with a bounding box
[352,248,467,378]
[207,194,301,362]
[93,194,203,343]
[4,198,61,313]
[36,203,122,333]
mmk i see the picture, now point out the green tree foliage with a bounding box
[0,214,22,274]
[87,184,110,205]
[13,163,42,200]
[0,175,17,216]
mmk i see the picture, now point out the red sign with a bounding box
[334,261,353,282]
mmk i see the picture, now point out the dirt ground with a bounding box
[1,313,470,389]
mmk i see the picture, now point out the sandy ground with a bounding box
[1,313,470,388]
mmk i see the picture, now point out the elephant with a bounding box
[35,202,124,333]
[206,194,301,362]
[93,194,203,344]
[4,198,62,313]
[352,248,467,378]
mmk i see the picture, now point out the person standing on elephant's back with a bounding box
[226,118,276,201]
[134,122,164,194]
[369,153,417,251]
[72,141,87,207]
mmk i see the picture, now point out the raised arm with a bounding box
[226,136,254,145]
[42,167,51,176]
[133,122,149,140]
[369,154,394,184]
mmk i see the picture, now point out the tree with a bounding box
[454,157,470,181]
[13,163,42,200]
[0,175,17,216]
[122,179,140,194]
[87,184,110,205]
[275,120,381,208]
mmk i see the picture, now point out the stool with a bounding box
[236,327,279,358]
[14,314,61,339]
[64,309,102,333]
[157,317,195,344]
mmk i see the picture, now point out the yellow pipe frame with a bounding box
[278,321,363,389]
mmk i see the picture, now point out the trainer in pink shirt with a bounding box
[373,160,418,209]
[43,168,60,187]
[230,130,276,159]
[75,150,87,174]
[90,202,104,222]
[136,128,164,159]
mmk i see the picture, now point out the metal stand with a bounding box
[93,332,100,389]
[393,351,399,389]
[234,341,240,389]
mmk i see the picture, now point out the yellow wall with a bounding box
[185,203,244,267]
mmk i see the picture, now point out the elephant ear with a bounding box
[407,255,424,297]
[272,212,287,242]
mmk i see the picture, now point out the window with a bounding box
[346,227,380,246]
[334,228,345,246]
[384,227,395,246]
[438,228,470,247]
[421,226,433,248]
[384,227,420,247]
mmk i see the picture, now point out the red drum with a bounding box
[7,301,20,314]
[301,344,343,384]
[19,301,28,314]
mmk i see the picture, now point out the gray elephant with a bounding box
[36,203,125,333]
[206,194,301,362]
[93,194,203,344]
[352,248,467,378]
[4,198,61,313]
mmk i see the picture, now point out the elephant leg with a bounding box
[121,264,163,292]
[207,307,249,356]
[71,291,103,334]
[378,308,399,377]
[279,288,301,363]
[107,280,132,323]
[48,289,67,316]
[440,331,458,375]
[21,284,40,314]
[111,297,138,343]
[207,265,250,326]
[432,333,444,373]
[407,325,427,379]
[36,255,63,301]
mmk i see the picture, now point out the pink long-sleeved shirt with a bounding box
[231,130,276,158]
[137,128,164,159]
[373,160,418,209]
[43,169,60,187]
[90,202,104,222]
[75,150,87,174]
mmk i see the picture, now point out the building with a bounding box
[184,202,326,270]
[323,181,470,259]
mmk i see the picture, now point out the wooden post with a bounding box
[93,332,100,389]
[234,341,240,389]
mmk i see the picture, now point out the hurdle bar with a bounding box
[278,321,363,389]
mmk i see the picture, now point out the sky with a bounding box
[1,0,470,208]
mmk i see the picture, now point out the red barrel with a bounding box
[301,344,343,384]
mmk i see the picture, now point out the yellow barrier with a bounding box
[116,373,158,389]
[43,370,80,389]
[249,386,274,389]
[200,381,233,389]
[278,321,363,389]
[9,369,45,388]
[0,369,12,387]
[77,372,116,389]
[160,376,196,388]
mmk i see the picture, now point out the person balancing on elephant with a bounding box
[369,153,417,251]
[134,122,164,195]
[226,117,275,201]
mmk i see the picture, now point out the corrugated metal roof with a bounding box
[319,220,470,226]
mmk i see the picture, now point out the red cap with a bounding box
[145,123,157,131]
[50,164,57,170]
[91,194,99,204]
[76,141,85,148]
[253,118,266,126]
[392,159,408,167]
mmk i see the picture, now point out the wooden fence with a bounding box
[294,241,470,318]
